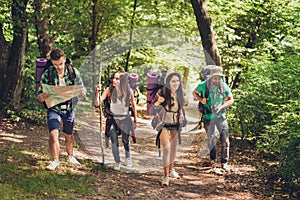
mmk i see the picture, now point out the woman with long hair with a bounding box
[95,71,137,170]
[153,70,188,186]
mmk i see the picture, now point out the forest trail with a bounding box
[0,105,291,199]
[74,104,203,174]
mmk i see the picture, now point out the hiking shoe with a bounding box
[46,160,60,171]
[125,158,132,167]
[114,162,121,170]
[69,156,81,165]
[222,163,230,171]
[161,176,169,186]
[213,167,224,175]
[170,169,180,179]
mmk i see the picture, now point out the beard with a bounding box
[212,82,221,87]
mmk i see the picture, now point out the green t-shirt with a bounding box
[195,81,232,120]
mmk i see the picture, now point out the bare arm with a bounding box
[219,95,234,111]
[192,88,207,104]
[130,93,137,123]
[153,93,165,106]
[183,89,189,106]
[37,92,50,103]
[94,86,109,107]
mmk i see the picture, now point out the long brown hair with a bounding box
[161,72,184,110]
[111,72,131,107]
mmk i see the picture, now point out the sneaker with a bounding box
[161,176,169,186]
[46,160,60,171]
[222,163,230,171]
[213,167,224,175]
[69,156,81,165]
[125,158,132,167]
[114,162,121,170]
[170,169,180,179]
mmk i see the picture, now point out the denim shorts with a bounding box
[47,108,75,135]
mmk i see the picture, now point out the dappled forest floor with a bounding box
[0,111,299,200]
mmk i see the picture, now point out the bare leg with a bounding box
[160,128,171,177]
[49,129,60,160]
[65,134,74,156]
[169,130,178,171]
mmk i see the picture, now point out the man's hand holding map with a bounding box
[40,84,86,108]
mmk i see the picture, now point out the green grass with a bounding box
[0,149,98,199]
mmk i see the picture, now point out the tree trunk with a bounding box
[1,0,28,110]
[0,23,10,102]
[91,0,99,102]
[183,67,189,89]
[33,0,56,58]
[190,0,221,66]
[125,0,138,72]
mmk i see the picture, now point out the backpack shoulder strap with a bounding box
[66,64,76,84]
[48,66,55,85]
[205,81,210,98]
[134,88,139,105]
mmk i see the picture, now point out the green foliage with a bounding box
[0,0,13,42]
[3,62,46,124]
[231,53,300,185]
[18,44,47,124]
[1,0,300,189]
[259,102,300,184]
[208,0,300,81]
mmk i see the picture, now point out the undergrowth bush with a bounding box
[231,54,300,187]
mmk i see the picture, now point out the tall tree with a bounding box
[124,0,138,72]
[190,0,221,66]
[0,0,28,110]
[33,0,56,58]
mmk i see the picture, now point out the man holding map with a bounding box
[37,48,86,170]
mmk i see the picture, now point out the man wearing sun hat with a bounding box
[193,65,234,171]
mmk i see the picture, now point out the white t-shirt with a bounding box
[110,89,133,118]
[59,77,67,109]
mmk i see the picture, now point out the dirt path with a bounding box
[74,105,203,174]
[0,109,292,200]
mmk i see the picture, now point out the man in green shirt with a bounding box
[38,48,86,170]
[193,66,234,171]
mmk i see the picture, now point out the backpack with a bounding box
[102,73,139,118]
[146,69,168,115]
[147,70,186,157]
[35,57,76,95]
[200,65,224,81]
[197,65,225,115]
[128,73,140,106]
[101,73,139,146]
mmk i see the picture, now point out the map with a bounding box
[42,84,85,108]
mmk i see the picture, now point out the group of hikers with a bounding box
[37,48,234,187]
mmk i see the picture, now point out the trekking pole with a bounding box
[99,47,105,164]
